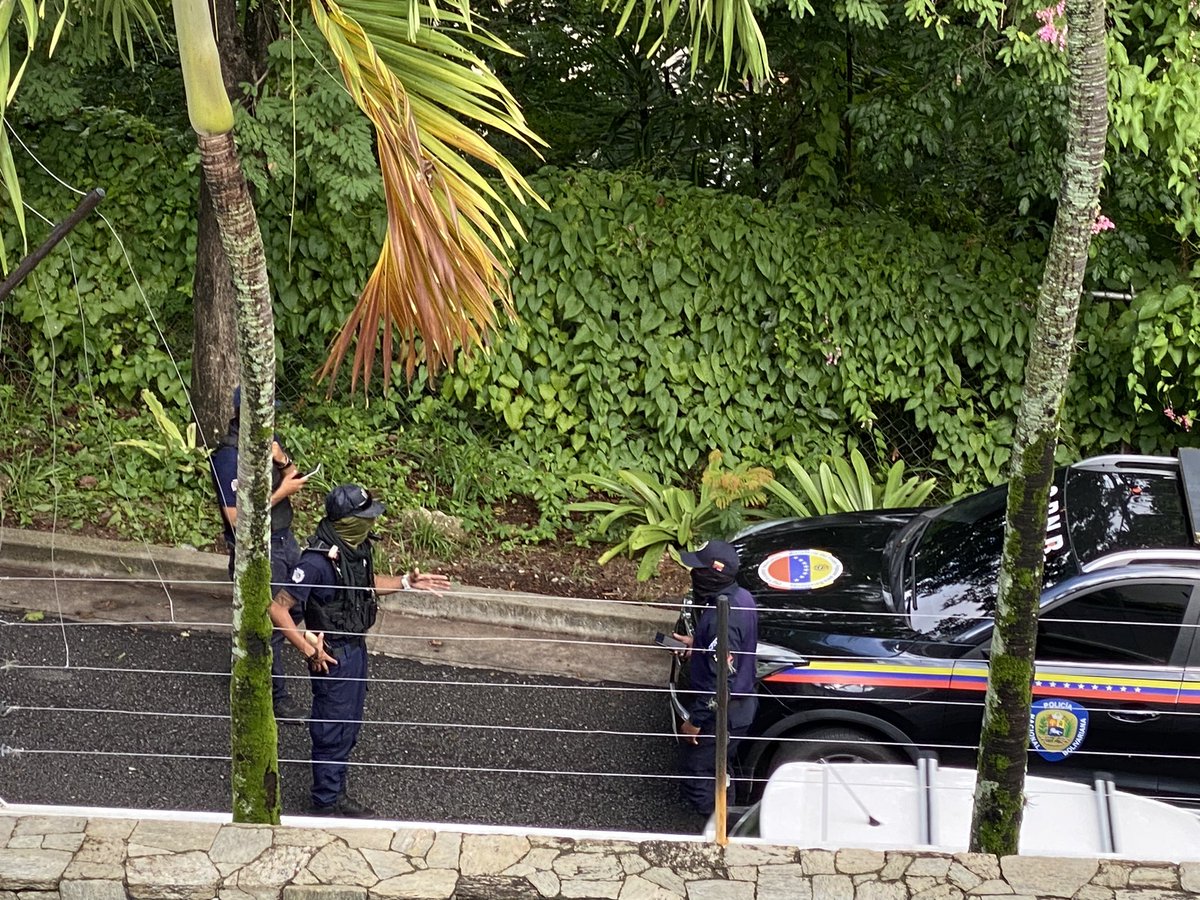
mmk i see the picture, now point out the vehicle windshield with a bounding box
[903,464,1188,638]
[904,484,1009,637]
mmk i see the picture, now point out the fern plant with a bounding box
[570,451,773,580]
[766,448,937,517]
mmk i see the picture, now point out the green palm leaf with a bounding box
[601,0,770,89]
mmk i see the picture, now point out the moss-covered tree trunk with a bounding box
[173,0,281,824]
[968,0,1108,855]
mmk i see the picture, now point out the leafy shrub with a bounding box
[570,451,773,580]
[765,448,938,517]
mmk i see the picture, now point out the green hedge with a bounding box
[422,169,1198,490]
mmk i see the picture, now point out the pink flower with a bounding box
[1091,214,1115,234]
[1035,2,1067,50]
[1165,406,1194,432]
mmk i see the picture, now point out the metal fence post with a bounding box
[714,593,730,846]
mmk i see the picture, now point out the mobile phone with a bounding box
[655,631,689,650]
[301,463,322,480]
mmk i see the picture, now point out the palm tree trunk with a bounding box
[969,0,1108,855]
[198,130,283,825]
[174,0,280,824]
[189,0,275,444]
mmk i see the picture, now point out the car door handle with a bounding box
[1107,709,1161,724]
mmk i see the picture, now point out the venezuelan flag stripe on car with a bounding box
[765,660,1188,702]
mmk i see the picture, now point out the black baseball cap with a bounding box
[325,484,386,520]
[678,540,740,577]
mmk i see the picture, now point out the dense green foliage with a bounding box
[426,169,1196,488]
[766,448,937,517]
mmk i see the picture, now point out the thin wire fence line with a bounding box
[5,581,1200,633]
[1,662,681,695]
[9,746,1200,798]
[11,747,694,782]
[11,686,1200,721]
[0,573,692,612]
[3,618,1199,672]
[13,700,1200,737]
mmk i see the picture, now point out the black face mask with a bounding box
[691,566,736,597]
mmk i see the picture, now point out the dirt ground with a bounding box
[439,540,692,604]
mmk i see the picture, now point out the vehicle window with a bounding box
[1066,470,1190,565]
[1037,583,1193,665]
[910,474,1076,638]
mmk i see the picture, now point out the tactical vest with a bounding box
[300,543,378,637]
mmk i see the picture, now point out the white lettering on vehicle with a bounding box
[1044,485,1065,555]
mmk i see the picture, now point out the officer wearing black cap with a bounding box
[210,386,310,719]
[672,539,759,815]
[270,484,450,818]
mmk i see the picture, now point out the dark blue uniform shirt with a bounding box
[687,585,758,730]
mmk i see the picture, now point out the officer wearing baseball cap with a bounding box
[269,484,449,818]
[672,540,759,815]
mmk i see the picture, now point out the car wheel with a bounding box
[769,726,905,771]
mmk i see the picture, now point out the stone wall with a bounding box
[1,813,1198,900]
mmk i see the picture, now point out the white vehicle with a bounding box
[719,760,1200,861]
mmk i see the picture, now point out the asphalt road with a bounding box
[0,616,708,835]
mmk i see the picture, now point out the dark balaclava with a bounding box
[691,564,737,599]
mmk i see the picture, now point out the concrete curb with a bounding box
[0,526,677,643]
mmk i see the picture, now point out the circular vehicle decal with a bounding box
[1029,698,1089,762]
[758,549,844,591]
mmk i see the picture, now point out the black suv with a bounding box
[669,451,1200,804]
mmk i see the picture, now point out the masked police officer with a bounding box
[210,386,310,719]
[270,484,450,818]
[672,540,759,816]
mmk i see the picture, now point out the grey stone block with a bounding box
[0,850,72,891]
[454,875,541,899]
[61,882,128,900]
[281,887,367,900]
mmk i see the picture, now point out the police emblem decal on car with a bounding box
[758,549,844,590]
[1029,698,1090,761]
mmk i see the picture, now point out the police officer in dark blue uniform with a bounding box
[210,386,310,719]
[270,484,450,818]
[672,540,759,815]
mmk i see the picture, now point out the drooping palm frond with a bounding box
[601,0,770,89]
[310,0,544,391]
[0,0,160,273]
[0,0,68,271]
[77,0,167,65]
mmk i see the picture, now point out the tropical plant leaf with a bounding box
[600,0,771,89]
[763,480,814,518]
[310,0,545,391]
[598,541,632,565]
[781,456,826,513]
[771,452,941,517]
[617,470,670,518]
[636,541,668,581]
[850,449,874,510]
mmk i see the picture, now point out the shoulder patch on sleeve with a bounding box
[292,568,305,583]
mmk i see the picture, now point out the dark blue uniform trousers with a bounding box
[679,696,758,815]
[309,638,368,808]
